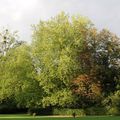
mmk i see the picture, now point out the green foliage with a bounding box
[42,89,75,108]
[0,12,120,115]
[0,29,23,56]
[88,29,120,94]
[103,91,120,115]
[0,44,42,109]
[32,12,93,107]
[107,107,119,116]
[85,106,106,115]
[53,108,86,116]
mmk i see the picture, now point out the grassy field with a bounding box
[0,115,120,120]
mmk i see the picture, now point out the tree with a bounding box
[0,44,42,109]
[0,29,23,56]
[88,29,120,94]
[32,12,93,107]
[78,28,120,95]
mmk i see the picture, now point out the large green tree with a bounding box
[32,12,93,107]
[32,12,120,108]
[0,44,42,109]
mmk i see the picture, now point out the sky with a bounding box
[0,0,120,42]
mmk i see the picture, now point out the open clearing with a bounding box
[0,115,120,120]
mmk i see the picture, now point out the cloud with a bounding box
[0,0,120,42]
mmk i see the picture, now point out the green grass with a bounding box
[0,115,120,120]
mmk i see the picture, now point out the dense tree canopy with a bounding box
[0,12,120,115]
[32,12,93,107]
[32,12,120,109]
[0,41,42,109]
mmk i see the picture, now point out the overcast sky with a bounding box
[0,0,120,42]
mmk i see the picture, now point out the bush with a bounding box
[53,108,86,116]
[107,107,119,116]
[102,91,120,116]
[27,107,53,115]
[0,103,27,114]
[85,107,106,115]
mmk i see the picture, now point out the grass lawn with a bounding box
[0,115,120,120]
[0,114,120,120]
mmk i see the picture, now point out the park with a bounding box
[0,12,120,119]
[0,0,120,120]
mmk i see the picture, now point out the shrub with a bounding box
[53,108,86,116]
[107,107,119,116]
[102,91,120,116]
[27,107,53,115]
[85,106,106,115]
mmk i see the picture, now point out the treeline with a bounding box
[0,12,120,115]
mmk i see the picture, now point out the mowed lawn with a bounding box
[0,115,120,120]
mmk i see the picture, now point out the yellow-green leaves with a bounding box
[32,12,92,107]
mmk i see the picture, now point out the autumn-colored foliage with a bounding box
[72,74,101,101]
